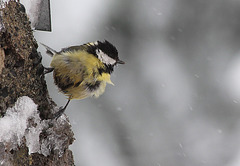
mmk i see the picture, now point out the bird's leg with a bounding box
[44,67,54,74]
[54,99,71,119]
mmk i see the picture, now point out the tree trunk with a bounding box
[0,1,75,165]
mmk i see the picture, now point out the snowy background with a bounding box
[33,0,240,165]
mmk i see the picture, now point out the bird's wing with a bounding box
[60,45,87,53]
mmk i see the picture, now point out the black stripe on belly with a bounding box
[85,81,101,91]
[54,73,74,91]
[61,82,74,91]
[74,81,82,87]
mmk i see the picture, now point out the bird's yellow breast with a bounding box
[50,50,113,100]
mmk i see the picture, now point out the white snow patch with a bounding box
[0,97,73,158]
[0,96,44,154]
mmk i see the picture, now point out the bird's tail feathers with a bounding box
[40,43,57,57]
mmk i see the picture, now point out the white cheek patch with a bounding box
[96,49,116,65]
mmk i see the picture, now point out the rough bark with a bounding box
[0,1,75,165]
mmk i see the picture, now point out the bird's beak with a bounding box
[117,59,125,64]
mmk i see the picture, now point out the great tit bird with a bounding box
[42,40,124,119]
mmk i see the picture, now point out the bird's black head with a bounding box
[95,40,125,66]
[97,40,118,59]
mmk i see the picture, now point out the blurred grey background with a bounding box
[34,0,240,165]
